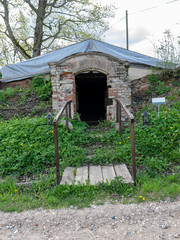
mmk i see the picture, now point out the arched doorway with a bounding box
[49,52,131,121]
[75,71,107,122]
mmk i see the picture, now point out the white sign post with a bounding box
[152,97,166,118]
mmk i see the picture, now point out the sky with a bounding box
[97,0,180,58]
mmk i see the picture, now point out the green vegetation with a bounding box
[173,79,180,87]
[0,116,88,176]
[30,75,52,101]
[0,76,52,121]
[0,171,179,212]
[0,69,179,212]
[0,75,52,107]
[135,101,180,165]
[1,102,178,177]
[147,73,170,95]
[0,87,19,104]
[0,0,114,64]
[154,30,180,76]
[0,99,179,211]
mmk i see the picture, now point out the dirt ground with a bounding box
[0,197,180,240]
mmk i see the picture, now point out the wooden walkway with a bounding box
[60,164,133,185]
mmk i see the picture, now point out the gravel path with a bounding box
[0,198,180,240]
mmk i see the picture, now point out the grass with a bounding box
[1,104,178,177]
[0,88,179,211]
[0,171,179,212]
[0,87,19,104]
[0,75,52,121]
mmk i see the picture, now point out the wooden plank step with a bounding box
[75,166,88,184]
[60,167,74,185]
[102,165,116,183]
[114,164,134,184]
[60,164,134,185]
[89,165,103,185]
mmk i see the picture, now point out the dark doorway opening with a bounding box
[76,71,107,123]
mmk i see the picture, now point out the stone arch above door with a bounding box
[49,52,131,121]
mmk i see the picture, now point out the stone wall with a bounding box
[131,76,149,97]
[49,52,131,120]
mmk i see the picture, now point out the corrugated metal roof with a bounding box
[1,39,160,83]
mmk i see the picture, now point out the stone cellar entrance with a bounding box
[49,52,131,121]
[75,71,107,122]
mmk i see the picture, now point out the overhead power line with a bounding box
[108,16,126,29]
[108,0,179,31]
[129,5,158,16]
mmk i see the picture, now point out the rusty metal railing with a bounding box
[115,99,136,184]
[53,100,72,184]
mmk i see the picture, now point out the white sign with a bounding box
[152,97,166,105]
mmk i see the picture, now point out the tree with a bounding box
[0,0,114,62]
[154,30,180,70]
[0,32,25,66]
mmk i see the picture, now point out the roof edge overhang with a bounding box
[48,51,130,66]
[1,70,50,83]
[1,39,164,83]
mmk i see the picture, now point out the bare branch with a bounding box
[0,0,114,61]
[0,0,31,59]
[23,0,38,13]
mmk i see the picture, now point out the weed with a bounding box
[144,156,170,177]
[0,99,179,211]
[0,87,19,103]
[97,120,114,128]
[30,75,52,101]
[0,101,179,177]
[0,172,179,212]
[136,173,180,201]
[147,73,170,95]
[172,80,180,87]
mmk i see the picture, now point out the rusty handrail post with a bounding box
[116,100,119,123]
[53,121,60,185]
[69,102,71,119]
[130,119,136,183]
[119,104,122,135]
[53,100,72,185]
[115,98,136,185]
[116,101,120,133]
[116,100,122,135]
[65,107,68,130]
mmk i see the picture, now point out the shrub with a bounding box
[147,73,170,95]
[31,75,52,101]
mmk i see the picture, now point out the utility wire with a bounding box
[129,5,158,16]
[167,0,179,3]
[107,0,179,31]
[108,16,126,29]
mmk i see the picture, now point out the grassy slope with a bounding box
[0,75,179,211]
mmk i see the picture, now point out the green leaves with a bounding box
[155,30,180,70]
[134,101,180,171]
[30,75,52,101]
[147,73,170,95]
[0,87,19,103]
[0,99,179,181]
[0,0,115,62]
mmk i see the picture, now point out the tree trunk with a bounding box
[33,0,47,57]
